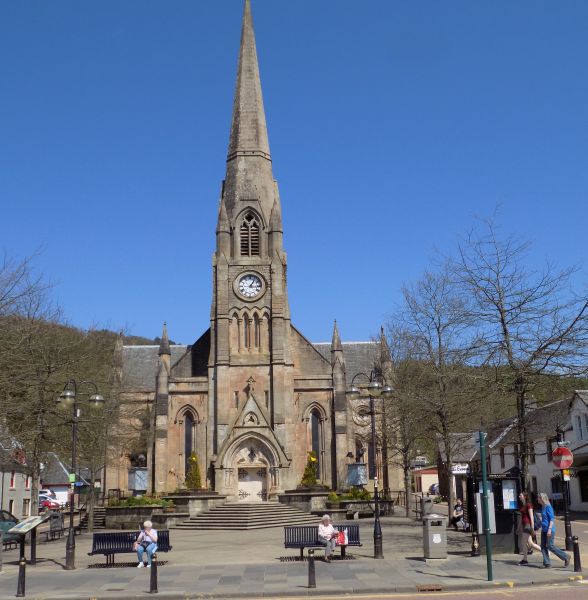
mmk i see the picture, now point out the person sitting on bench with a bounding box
[451,499,464,530]
[133,520,158,568]
[318,514,338,562]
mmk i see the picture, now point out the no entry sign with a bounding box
[552,446,574,470]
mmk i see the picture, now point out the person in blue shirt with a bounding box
[538,493,569,568]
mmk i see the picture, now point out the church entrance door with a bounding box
[237,467,267,502]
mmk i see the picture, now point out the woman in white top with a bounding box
[133,520,158,567]
[318,514,337,562]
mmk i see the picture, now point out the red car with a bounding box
[39,499,60,511]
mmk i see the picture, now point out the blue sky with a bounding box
[1,1,587,344]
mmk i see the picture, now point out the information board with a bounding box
[7,514,50,535]
[501,479,517,510]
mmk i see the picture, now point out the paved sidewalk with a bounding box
[0,516,583,599]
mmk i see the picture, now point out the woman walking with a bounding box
[518,491,541,565]
[538,492,569,568]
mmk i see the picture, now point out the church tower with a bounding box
[115,0,392,501]
[209,0,293,498]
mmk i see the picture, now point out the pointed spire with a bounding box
[227,0,271,163]
[222,0,276,223]
[269,197,282,233]
[331,320,342,352]
[379,325,392,370]
[216,198,230,234]
[158,322,171,356]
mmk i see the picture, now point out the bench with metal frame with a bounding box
[284,524,361,559]
[88,530,172,565]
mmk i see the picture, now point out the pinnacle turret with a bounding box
[269,197,283,233]
[331,320,342,352]
[158,322,171,356]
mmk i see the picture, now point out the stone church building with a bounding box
[108,1,399,501]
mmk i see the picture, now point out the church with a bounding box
[108,0,398,502]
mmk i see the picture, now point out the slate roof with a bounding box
[438,433,479,464]
[122,338,379,390]
[487,398,572,448]
[313,341,379,381]
[438,394,582,465]
[122,345,188,390]
[40,452,90,486]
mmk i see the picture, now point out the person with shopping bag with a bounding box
[318,514,338,562]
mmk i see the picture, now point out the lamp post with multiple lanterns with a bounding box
[346,374,393,559]
[57,380,105,570]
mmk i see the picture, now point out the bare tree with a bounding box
[0,252,48,317]
[452,219,588,486]
[388,265,484,514]
[382,329,428,516]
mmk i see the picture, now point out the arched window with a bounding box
[310,409,322,480]
[240,212,260,256]
[243,316,251,349]
[184,411,195,476]
[254,314,260,348]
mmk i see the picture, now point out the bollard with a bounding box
[573,536,582,573]
[471,532,480,557]
[16,555,26,598]
[149,552,158,594]
[307,549,316,589]
[30,529,37,566]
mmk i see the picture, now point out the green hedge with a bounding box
[109,496,174,508]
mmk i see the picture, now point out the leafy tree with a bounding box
[185,453,202,489]
[300,452,318,487]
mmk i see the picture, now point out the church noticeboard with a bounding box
[8,514,50,535]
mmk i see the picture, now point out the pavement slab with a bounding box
[0,515,584,598]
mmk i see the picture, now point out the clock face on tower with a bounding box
[237,273,263,299]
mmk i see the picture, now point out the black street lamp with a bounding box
[346,373,393,560]
[556,426,574,551]
[57,380,105,570]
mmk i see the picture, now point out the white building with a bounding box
[0,449,32,519]
[487,391,588,512]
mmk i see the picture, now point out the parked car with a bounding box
[39,498,60,512]
[0,509,19,541]
[39,489,56,499]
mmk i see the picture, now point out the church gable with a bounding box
[290,325,332,377]
[171,329,210,378]
[218,379,289,469]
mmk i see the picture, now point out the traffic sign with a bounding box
[552,446,573,469]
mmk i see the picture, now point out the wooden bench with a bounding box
[284,525,361,559]
[88,530,172,565]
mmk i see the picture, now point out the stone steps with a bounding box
[175,502,319,530]
[79,506,106,529]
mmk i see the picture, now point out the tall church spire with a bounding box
[227,0,271,163]
[222,0,277,223]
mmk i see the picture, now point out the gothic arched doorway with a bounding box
[219,434,280,502]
